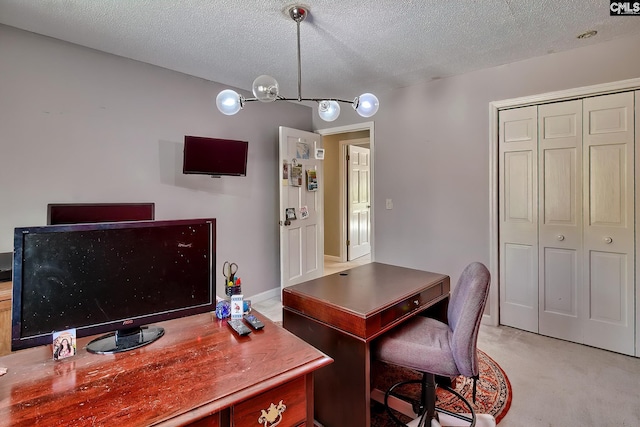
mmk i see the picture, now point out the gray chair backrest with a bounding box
[446,262,491,378]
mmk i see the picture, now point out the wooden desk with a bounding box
[282,262,449,427]
[0,281,11,356]
[0,311,332,426]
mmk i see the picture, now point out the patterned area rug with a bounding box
[274,321,511,425]
[371,349,512,426]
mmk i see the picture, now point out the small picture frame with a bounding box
[230,295,243,320]
[285,207,297,220]
[300,205,309,219]
[315,148,325,160]
[306,170,318,191]
[291,165,303,186]
[296,142,310,159]
[53,329,77,360]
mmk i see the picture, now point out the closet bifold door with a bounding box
[582,92,635,356]
[498,106,538,333]
[538,100,583,343]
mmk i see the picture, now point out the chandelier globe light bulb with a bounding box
[252,75,279,102]
[354,93,379,118]
[216,89,243,115]
[318,100,341,121]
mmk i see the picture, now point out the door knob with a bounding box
[603,236,613,244]
[557,235,565,241]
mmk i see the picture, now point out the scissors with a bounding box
[222,261,238,283]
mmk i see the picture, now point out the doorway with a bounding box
[324,253,371,276]
[317,122,375,270]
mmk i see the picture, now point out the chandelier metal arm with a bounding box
[278,97,354,104]
[241,96,354,104]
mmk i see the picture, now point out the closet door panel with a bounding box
[543,248,578,316]
[583,92,635,356]
[504,151,534,224]
[504,244,537,307]
[589,251,627,323]
[543,148,577,224]
[499,106,538,333]
[588,144,626,227]
[538,100,583,342]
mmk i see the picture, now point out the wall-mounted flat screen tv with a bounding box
[183,136,248,177]
[47,202,155,225]
[12,218,216,354]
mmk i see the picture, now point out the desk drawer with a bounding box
[233,377,306,427]
[186,412,220,427]
[379,282,445,328]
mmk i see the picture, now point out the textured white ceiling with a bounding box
[1,0,639,100]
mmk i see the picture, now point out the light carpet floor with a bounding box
[254,300,640,426]
[253,256,640,426]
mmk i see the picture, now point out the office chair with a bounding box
[373,262,493,427]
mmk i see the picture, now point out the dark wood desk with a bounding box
[282,262,450,427]
[0,311,332,426]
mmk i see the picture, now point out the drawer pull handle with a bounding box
[258,399,287,427]
[414,300,419,305]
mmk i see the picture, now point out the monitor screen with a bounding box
[12,218,216,353]
[183,136,248,176]
[47,203,155,225]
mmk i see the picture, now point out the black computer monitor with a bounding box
[12,218,216,354]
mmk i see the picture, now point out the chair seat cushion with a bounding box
[374,316,460,377]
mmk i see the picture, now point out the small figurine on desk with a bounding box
[215,300,231,319]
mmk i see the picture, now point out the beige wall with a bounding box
[314,33,640,290]
[0,24,312,299]
[322,131,370,257]
[4,21,640,302]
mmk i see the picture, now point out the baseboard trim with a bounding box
[247,287,280,304]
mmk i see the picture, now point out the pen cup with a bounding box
[225,282,241,296]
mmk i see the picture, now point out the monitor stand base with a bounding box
[86,326,165,354]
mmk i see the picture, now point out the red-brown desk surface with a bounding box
[0,311,332,426]
[283,262,450,427]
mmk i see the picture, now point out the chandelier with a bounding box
[215,5,379,122]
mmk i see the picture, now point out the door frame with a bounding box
[342,138,371,262]
[317,122,375,263]
[489,77,640,335]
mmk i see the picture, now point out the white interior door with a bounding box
[347,145,371,260]
[279,127,324,292]
[538,100,583,342]
[582,92,635,356]
[499,106,539,333]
